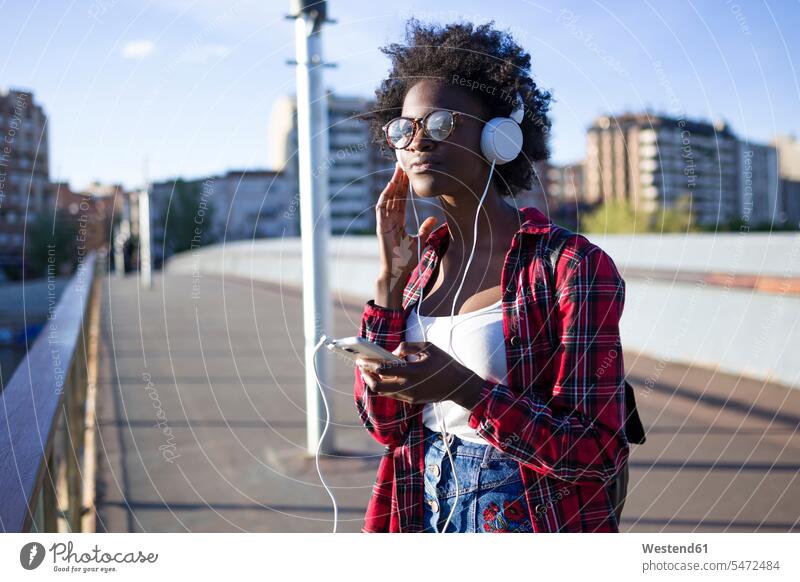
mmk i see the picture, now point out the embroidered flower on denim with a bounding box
[482,502,500,522]
[482,499,530,532]
[503,499,525,521]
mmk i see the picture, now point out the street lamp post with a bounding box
[289,0,334,456]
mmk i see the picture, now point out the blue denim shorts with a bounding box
[422,425,533,533]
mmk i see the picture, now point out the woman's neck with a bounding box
[438,184,523,256]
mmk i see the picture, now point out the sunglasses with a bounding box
[381,109,466,150]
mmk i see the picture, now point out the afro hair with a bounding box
[364,18,552,197]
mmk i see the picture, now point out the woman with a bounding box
[354,19,629,533]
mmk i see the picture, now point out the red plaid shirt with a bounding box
[353,206,629,532]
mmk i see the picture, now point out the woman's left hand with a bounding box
[356,341,485,409]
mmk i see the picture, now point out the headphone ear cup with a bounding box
[480,117,523,165]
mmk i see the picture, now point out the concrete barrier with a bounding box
[167,233,800,389]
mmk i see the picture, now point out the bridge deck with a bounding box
[94,273,800,532]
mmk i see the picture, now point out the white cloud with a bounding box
[122,40,155,59]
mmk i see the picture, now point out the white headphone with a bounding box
[480,91,525,165]
[396,91,524,533]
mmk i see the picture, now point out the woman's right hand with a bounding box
[375,163,438,304]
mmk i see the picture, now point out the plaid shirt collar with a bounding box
[423,206,553,256]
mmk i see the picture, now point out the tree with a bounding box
[650,194,698,233]
[25,212,79,277]
[159,179,217,257]
[579,199,643,234]
[579,195,699,234]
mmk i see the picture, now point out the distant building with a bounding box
[738,142,780,227]
[772,135,800,181]
[511,160,551,213]
[586,113,741,226]
[52,182,113,252]
[548,162,584,203]
[780,179,800,228]
[209,169,295,240]
[83,181,127,202]
[270,93,392,235]
[150,169,294,266]
[771,135,800,227]
[79,182,127,247]
[0,88,52,268]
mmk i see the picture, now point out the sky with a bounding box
[2,0,799,191]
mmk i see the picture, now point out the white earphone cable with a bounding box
[311,334,338,533]
[409,158,496,533]
[409,182,456,534]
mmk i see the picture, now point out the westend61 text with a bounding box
[642,543,708,554]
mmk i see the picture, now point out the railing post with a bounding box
[80,262,103,533]
[55,414,68,532]
[42,448,59,532]
[32,489,44,533]
[64,351,82,532]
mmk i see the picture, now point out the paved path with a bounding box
[94,273,800,532]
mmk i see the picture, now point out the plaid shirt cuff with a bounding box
[466,378,497,430]
[362,299,406,349]
[364,298,405,318]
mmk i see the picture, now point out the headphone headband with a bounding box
[509,91,524,124]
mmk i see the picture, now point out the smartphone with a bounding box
[326,336,405,365]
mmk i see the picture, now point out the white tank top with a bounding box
[405,299,507,444]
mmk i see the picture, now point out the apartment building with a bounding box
[0,88,51,269]
[586,113,742,226]
[269,93,392,235]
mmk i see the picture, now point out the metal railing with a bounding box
[0,252,103,532]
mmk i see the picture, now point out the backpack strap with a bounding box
[542,226,646,445]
